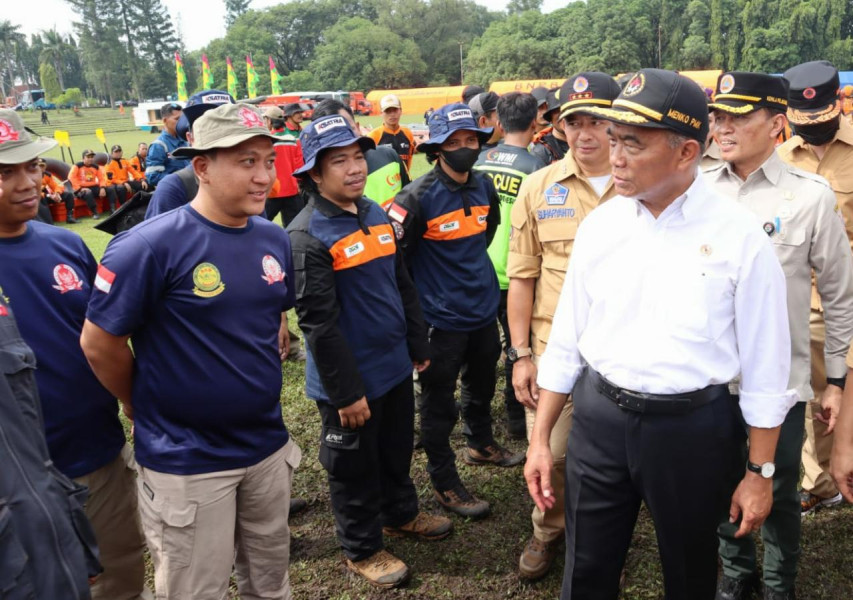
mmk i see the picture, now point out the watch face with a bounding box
[506,347,517,361]
[761,462,775,478]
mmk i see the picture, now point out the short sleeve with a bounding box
[85,231,166,336]
[507,180,541,279]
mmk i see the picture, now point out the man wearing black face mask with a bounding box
[778,61,853,518]
[388,103,522,521]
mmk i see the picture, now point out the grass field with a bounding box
[44,108,853,599]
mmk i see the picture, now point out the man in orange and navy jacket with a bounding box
[38,159,83,223]
[103,144,147,211]
[127,142,148,184]
[388,103,523,522]
[68,149,113,219]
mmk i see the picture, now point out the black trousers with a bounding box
[562,369,736,600]
[419,321,501,491]
[317,375,419,561]
[497,289,525,424]
[105,182,142,209]
[265,195,304,227]
[37,197,54,224]
[75,186,114,213]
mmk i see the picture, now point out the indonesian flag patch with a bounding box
[94,264,116,293]
[387,202,408,224]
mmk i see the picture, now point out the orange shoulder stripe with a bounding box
[330,223,397,271]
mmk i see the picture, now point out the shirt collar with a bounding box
[434,162,480,192]
[720,150,784,187]
[311,192,368,219]
[632,170,707,223]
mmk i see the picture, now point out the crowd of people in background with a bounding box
[4,57,853,600]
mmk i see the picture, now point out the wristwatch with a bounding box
[746,460,775,479]
[827,376,846,390]
[506,346,532,362]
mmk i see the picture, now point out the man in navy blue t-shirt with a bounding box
[0,108,148,600]
[82,103,301,599]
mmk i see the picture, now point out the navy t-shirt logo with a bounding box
[52,264,84,294]
[261,255,286,285]
[192,262,225,298]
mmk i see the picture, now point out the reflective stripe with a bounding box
[423,205,489,241]
[329,224,396,271]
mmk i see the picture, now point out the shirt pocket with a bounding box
[538,219,577,317]
[666,267,734,343]
[771,227,807,278]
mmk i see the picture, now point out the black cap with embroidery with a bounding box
[582,68,709,143]
[557,72,621,120]
[783,60,841,125]
[709,72,789,115]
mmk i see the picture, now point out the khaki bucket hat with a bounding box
[172,103,279,158]
[0,109,57,164]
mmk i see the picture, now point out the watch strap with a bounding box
[513,347,532,358]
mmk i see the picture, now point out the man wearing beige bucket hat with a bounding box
[0,107,151,599]
[82,103,302,599]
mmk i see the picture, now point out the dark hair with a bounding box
[497,92,538,134]
[313,98,354,120]
[269,117,285,130]
[462,85,486,104]
[161,102,181,117]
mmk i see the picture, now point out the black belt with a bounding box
[589,369,727,415]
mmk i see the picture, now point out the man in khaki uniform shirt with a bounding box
[705,71,853,600]
[507,71,620,580]
[777,60,853,513]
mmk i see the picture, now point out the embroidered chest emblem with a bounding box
[261,255,286,285]
[192,262,225,297]
[52,264,84,293]
[545,183,569,206]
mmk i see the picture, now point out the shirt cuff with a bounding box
[737,388,799,428]
[825,354,848,379]
[536,352,583,395]
[507,253,541,279]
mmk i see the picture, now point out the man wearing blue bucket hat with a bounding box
[288,115,452,588]
[388,103,524,521]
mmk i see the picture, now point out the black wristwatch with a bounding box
[827,377,846,390]
[506,346,532,362]
[747,460,775,479]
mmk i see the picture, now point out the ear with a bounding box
[308,166,323,187]
[678,139,701,170]
[770,113,787,139]
[478,115,487,128]
[192,155,210,183]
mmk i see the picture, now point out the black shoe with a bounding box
[66,216,78,224]
[764,589,796,600]
[716,573,761,600]
[289,497,308,516]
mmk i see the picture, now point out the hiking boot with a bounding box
[800,489,843,515]
[463,443,525,467]
[383,512,453,540]
[289,496,308,516]
[433,484,490,519]
[345,549,409,588]
[518,535,559,580]
[716,573,761,600]
[507,417,527,440]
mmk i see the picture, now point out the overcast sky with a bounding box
[15,0,568,52]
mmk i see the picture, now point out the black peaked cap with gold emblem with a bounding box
[783,60,841,125]
[557,72,621,120]
[582,68,709,143]
[709,72,789,114]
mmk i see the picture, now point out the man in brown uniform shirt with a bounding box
[507,71,620,580]
[778,60,853,514]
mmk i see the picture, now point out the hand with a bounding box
[338,396,370,429]
[524,440,555,512]
[99,188,106,198]
[413,359,430,372]
[141,180,148,190]
[816,385,843,434]
[120,398,133,421]
[729,472,773,538]
[512,356,539,410]
[124,183,132,194]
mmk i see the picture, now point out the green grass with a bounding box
[65,214,853,599]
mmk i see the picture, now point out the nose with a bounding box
[609,142,626,168]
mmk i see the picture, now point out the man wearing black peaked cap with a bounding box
[706,71,853,600]
[524,69,796,600]
[777,60,853,520]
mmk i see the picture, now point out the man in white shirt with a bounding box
[705,71,853,600]
[524,69,797,600]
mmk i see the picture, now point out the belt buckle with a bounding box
[616,391,645,413]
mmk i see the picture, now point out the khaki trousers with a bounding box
[525,354,574,543]
[74,443,151,600]
[136,440,301,600]
[803,310,839,498]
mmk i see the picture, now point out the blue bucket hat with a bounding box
[176,89,236,141]
[294,115,375,176]
[418,103,493,154]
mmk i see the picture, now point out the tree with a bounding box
[39,62,61,100]
[507,0,543,13]
[129,0,181,98]
[310,17,429,90]
[40,29,68,90]
[55,87,84,106]
[680,0,713,68]
[225,0,251,28]
[0,20,24,98]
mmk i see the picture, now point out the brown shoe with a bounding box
[518,535,559,580]
[433,484,490,519]
[463,443,525,467]
[384,512,453,540]
[345,549,409,588]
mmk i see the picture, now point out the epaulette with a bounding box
[784,163,832,189]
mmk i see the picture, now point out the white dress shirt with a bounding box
[537,173,798,428]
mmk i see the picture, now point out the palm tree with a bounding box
[40,28,67,90]
[0,20,24,99]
